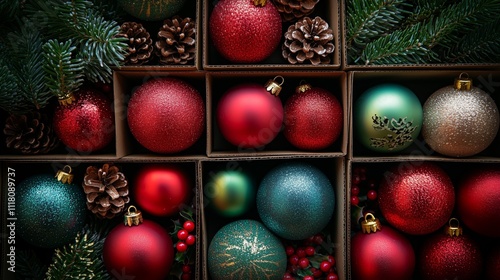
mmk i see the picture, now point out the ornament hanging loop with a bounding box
[58,92,76,106]
[296,80,312,94]
[445,217,463,237]
[124,205,143,226]
[265,76,284,96]
[361,212,382,234]
[454,73,472,91]
[55,165,74,184]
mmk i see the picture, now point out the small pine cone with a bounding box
[83,164,130,219]
[282,16,335,65]
[156,16,196,65]
[117,22,154,65]
[272,0,319,22]
[3,112,60,154]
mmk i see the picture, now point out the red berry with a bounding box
[311,267,323,278]
[303,276,314,280]
[367,189,378,200]
[326,272,338,280]
[185,234,196,246]
[176,242,188,252]
[313,234,324,245]
[367,178,377,188]
[352,175,361,185]
[296,247,306,258]
[181,273,191,280]
[182,265,191,273]
[327,255,336,266]
[350,196,359,206]
[283,272,294,280]
[285,245,295,256]
[320,261,332,272]
[289,254,299,265]
[305,246,315,256]
[183,220,195,232]
[351,185,360,196]
[287,265,298,274]
[177,229,189,240]
[298,257,309,269]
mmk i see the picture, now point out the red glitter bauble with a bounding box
[103,220,174,280]
[284,85,343,150]
[209,0,282,63]
[486,245,500,280]
[217,84,283,148]
[457,168,500,237]
[351,225,415,280]
[379,162,455,235]
[134,165,191,216]
[127,77,205,154]
[53,88,114,152]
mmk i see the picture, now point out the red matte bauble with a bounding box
[209,0,282,63]
[54,88,114,152]
[379,162,455,235]
[418,232,482,280]
[217,84,283,148]
[284,86,343,150]
[134,166,191,216]
[127,77,205,154]
[351,226,415,280]
[486,246,500,280]
[457,168,500,237]
[103,220,174,280]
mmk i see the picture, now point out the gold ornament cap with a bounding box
[454,73,472,91]
[445,218,463,237]
[58,92,76,106]
[124,205,143,226]
[296,81,312,94]
[361,213,382,234]
[265,75,284,96]
[55,165,74,184]
[253,0,267,6]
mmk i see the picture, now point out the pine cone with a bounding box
[117,22,153,65]
[156,16,196,65]
[83,164,129,219]
[282,16,335,65]
[3,112,60,154]
[272,0,319,22]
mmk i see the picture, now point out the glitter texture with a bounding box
[422,85,499,157]
[208,219,287,280]
[17,174,86,248]
[379,162,455,235]
[257,162,335,240]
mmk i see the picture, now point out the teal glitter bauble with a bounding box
[17,174,86,248]
[354,84,423,153]
[208,219,287,280]
[257,162,335,240]
[206,171,255,217]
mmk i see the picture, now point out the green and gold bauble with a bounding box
[118,0,187,21]
[354,84,423,153]
[208,219,287,280]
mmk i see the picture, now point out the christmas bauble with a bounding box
[351,214,415,280]
[134,165,191,216]
[284,83,343,150]
[354,84,422,153]
[54,88,114,153]
[127,77,205,154]
[486,245,500,280]
[379,162,454,235]
[209,0,282,63]
[457,168,500,237]
[257,162,335,240]
[417,219,482,280]
[422,75,499,157]
[103,207,174,280]
[208,219,287,280]
[217,83,283,148]
[17,167,86,248]
[117,0,186,21]
[206,170,255,217]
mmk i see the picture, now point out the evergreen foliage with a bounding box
[15,250,47,280]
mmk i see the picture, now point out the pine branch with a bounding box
[0,0,23,22]
[403,0,446,27]
[15,250,47,280]
[0,53,25,114]
[91,0,127,22]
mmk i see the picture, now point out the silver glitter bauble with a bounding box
[422,75,499,157]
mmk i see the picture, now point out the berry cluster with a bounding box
[283,234,339,280]
[350,166,378,206]
[170,209,197,280]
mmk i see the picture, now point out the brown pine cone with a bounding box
[156,16,196,65]
[117,22,154,65]
[83,164,129,219]
[282,16,335,65]
[3,112,60,154]
[272,0,319,22]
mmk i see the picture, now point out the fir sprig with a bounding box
[15,250,47,280]
[403,0,446,27]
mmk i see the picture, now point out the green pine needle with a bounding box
[15,250,47,280]
[403,0,446,27]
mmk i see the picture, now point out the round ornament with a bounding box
[17,166,86,248]
[216,77,284,149]
[209,0,282,63]
[457,168,500,237]
[422,74,499,157]
[206,170,255,217]
[208,219,287,280]
[103,206,174,280]
[354,84,422,153]
[351,214,415,280]
[378,162,454,235]
[417,218,483,280]
[257,162,335,240]
[127,77,205,154]
[134,165,191,216]
[486,245,500,280]
[117,0,186,21]
[53,87,114,153]
[284,82,343,150]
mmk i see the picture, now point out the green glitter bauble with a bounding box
[208,219,287,280]
[206,171,255,217]
[117,0,187,21]
[17,174,87,248]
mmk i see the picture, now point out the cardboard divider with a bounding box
[207,71,348,157]
[203,0,341,70]
[200,156,346,280]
